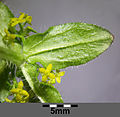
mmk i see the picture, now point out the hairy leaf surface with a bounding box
[0,1,14,36]
[24,23,113,69]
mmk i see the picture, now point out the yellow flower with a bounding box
[48,79,56,84]
[5,98,12,103]
[49,73,55,79]
[39,64,65,84]
[10,88,20,94]
[4,29,16,39]
[10,12,32,27]
[39,68,45,73]
[55,71,65,83]
[45,64,52,75]
[39,64,52,82]
[4,29,16,45]
[26,16,32,24]
[18,80,23,89]
[10,18,19,27]
[41,75,47,82]
[19,12,26,19]
[5,81,29,103]
[16,94,22,103]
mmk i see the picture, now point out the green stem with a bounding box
[12,77,18,88]
[23,22,27,27]
[18,23,24,33]
[15,34,25,43]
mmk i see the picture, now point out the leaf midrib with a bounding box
[26,37,112,58]
[26,27,98,51]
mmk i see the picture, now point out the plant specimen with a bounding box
[0,2,113,103]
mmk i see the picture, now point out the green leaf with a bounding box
[0,1,14,36]
[0,60,11,102]
[21,63,63,103]
[0,1,13,47]
[0,46,24,66]
[24,22,113,70]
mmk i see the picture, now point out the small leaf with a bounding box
[0,60,11,102]
[24,22,113,70]
[0,1,14,36]
[0,1,13,47]
[21,63,63,103]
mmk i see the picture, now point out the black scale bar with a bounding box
[71,104,78,107]
[57,104,64,107]
[43,104,49,107]
[43,104,78,108]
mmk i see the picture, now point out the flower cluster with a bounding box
[5,81,29,103]
[3,12,35,45]
[3,29,16,45]
[10,12,32,27]
[39,64,65,84]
